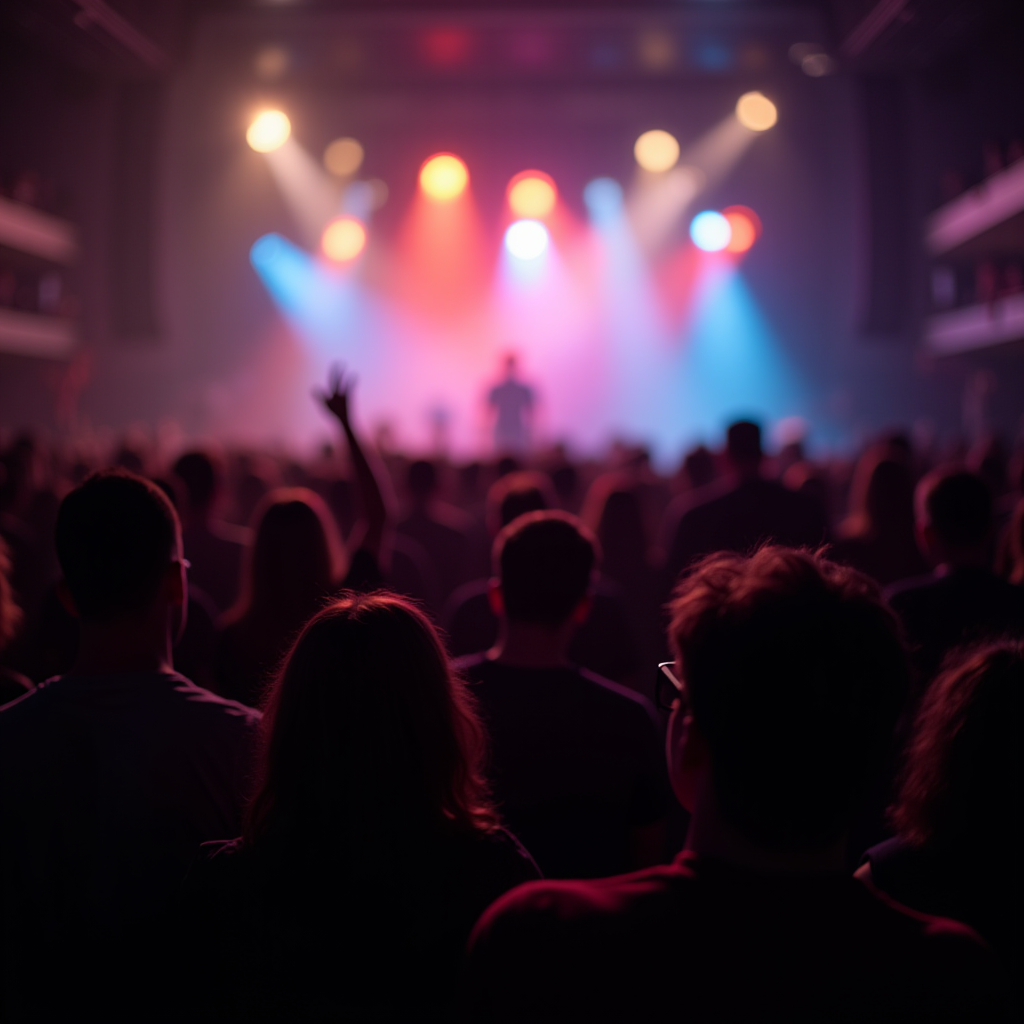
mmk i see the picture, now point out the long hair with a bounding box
[244,592,498,852]
[890,641,1023,852]
[226,487,346,632]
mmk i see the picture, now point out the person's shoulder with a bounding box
[167,674,261,725]
[453,651,490,678]
[884,570,941,605]
[575,666,659,719]
[0,675,60,728]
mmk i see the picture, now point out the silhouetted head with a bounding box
[668,547,907,848]
[848,449,917,540]
[494,511,599,628]
[581,474,647,578]
[916,467,992,564]
[407,459,438,503]
[173,450,223,517]
[246,592,497,850]
[486,470,553,536]
[892,641,1023,855]
[55,470,182,622]
[503,353,518,378]
[726,421,762,476]
[683,445,715,491]
[238,488,344,625]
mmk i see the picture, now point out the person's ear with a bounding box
[56,579,79,619]
[570,592,593,626]
[487,579,504,617]
[666,706,710,813]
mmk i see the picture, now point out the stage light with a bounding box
[323,138,364,177]
[583,177,624,218]
[321,216,367,262]
[723,205,761,253]
[690,210,732,252]
[735,92,777,132]
[504,219,549,260]
[247,110,291,152]
[507,171,557,218]
[634,130,680,172]
[419,153,469,202]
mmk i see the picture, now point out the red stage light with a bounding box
[722,206,762,253]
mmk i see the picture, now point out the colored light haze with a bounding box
[504,219,549,259]
[508,172,557,218]
[321,217,367,262]
[634,130,680,172]
[735,92,778,131]
[690,210,732,251]
[419,153,469,201]
[246,110,291,153]
[323,138,364,177]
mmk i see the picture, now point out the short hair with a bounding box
[668,547,908,847]
[891,641,1023,850]
[495,511,598,627]
[173,450,222,513]
[407,459,437,500]
[726,421,762,465]
[917,467,992,548]
[486,471,552,532]
[55,470,180,621]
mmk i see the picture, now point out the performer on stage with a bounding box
[488,354,535,456]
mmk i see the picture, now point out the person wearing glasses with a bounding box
[0,470,260,1022]
[465,547,1003,1022]
[458,510,671,880]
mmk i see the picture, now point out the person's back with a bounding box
[664,422,826,582]
[466,852,995,1023]
[885,467,1024,687]
[466,547,1003,1022]
[460,512,670,879]
[174,450,249,613]
[0,470,259,1022]
[180,594,538,1022]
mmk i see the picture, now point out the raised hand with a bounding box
[316,365,355,427]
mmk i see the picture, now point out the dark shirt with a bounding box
[458,657,672,878]
[465,852,1005,1023]
[0,671,259,1021]
[397,504,471,610]
[664,476,827,584]
[179,827,540,1023]
[182,520,250,614]
[886,567,1024,686]
[445,580,640,685]
[864,837,1023,970]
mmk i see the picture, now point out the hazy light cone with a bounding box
[419,153,469,201]
[247,110,291,152]
[735,92,778,131]
[634,129,680,172]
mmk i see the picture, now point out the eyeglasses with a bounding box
[655,661,685,711]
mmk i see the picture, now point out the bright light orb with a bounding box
[723,205,762,253]
[321,216,367,262]
[246,110,291,152]
[508,171,557,218]
[323,137,364,177]
[634,129,680,173]
[504,219,549,260]
[583,177,624,218]
[735,91,778,132]
[419,153,469,202]
[690,210,732,252]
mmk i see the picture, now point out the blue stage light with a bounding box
[583,177,624,220]
[689,210,732,252]
[504,219,549,260]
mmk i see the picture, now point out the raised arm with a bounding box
[316,367,389,561]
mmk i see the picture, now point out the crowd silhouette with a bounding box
[0,371,1021,1022]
